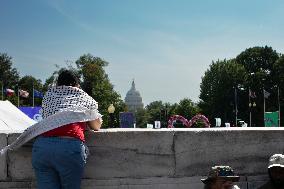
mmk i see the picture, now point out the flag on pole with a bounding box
[19,89,29,98]
[264,89,270,99]
[5,88,15,96]
[249,89,257,98]
[33,90,44,98]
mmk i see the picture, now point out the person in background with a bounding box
[32,69,102,189]
[201,166,241,189]
[258,154,284,189]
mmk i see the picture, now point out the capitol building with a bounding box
[124,80,144,112]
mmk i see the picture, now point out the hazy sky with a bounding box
[1,0,284,105]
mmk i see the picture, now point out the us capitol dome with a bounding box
[124,80,144,112]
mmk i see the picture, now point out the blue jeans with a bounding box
[32,137,87,189]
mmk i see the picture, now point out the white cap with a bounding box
[268,154,284,169]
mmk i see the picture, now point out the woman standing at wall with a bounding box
[31,69,102,189]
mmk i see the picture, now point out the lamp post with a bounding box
[248,73,255,127]
[249,102,256,127]
[160,108,168,128]
[234,86,238,127]
[234,84,244,127]
[278,85,281,127]
[107,104,115,128]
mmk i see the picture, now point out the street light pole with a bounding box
[249,87,251,127]
[248,73,255,127]
[263,88,266,127]
[234,86,238,127]
[107,104,115,128]
[278,86,281,127]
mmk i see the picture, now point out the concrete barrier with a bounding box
[7,133,34,180]
[174,128,284,176]
[0,133,7,180]
[84,130,175,179]
[1,128,283,188]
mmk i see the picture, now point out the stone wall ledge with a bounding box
[0,176,268,189]
[0,128,283,189]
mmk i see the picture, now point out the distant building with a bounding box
[125,80,144,112]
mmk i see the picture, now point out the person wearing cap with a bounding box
[258,154,284,189]
[201,166,240,189]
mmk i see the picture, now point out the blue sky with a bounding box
[1,0,284,105]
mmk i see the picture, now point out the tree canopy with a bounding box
[0,53,19,88]
[75,54,126,128]
[199,46,283,127]
[0,53,20,103]
[199,59,247,125]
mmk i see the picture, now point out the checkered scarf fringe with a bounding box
[0,86,102,155]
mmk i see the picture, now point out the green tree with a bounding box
[75,54,126,128]
[43,75,56,92]
[143,101,177,128]
[18,76,43,106]
[273,55,284,86]
[271,55,284,126]
[236,46,279,74]
[0,53,20,104]
[236,46,280,126]
[134,108,149,128]
[174,98,200,120]
[199,59,247,126]
[145,101,164,126]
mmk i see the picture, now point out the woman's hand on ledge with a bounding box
[87,118,102,131]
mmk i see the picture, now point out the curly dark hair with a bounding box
[57,69,80,87]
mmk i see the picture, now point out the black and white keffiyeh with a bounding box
[0,86,102,155]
